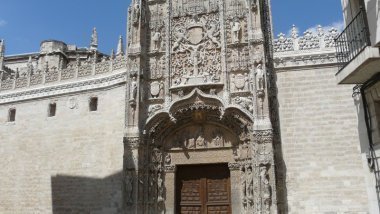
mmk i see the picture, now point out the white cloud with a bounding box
[279,20,345,38]
[306,20,344,34]
[0,19,7,27]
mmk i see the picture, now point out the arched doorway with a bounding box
[125,89,276,214]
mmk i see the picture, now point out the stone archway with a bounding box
[124,89,277,214]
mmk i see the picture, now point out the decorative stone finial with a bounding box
[0,39,5,56]
[317,25,324,37]
[117,35,124,56]
[111,49,115,59]
[90,27,98,51]
[27,56,33,74]
[291,25,298,39]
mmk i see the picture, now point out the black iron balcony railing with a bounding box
[335,7,371,72]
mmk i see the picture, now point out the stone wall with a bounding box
[276,65,369,213]
[0,85,126,214]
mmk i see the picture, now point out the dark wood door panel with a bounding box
[176,164,231,214]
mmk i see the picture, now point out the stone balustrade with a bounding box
[273,25,339,53]
[0,56,127,92]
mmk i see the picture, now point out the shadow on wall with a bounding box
[355,90,380,211]
[51,172,123,214]
[272,72,288,213]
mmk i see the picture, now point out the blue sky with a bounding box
[0,0,343,55]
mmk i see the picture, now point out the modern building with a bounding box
[0,0,375,213]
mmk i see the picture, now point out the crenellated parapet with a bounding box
[273,25,340,69]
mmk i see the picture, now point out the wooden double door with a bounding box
[176,164,231,214]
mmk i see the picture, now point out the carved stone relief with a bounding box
[149,56,165,79]
[226,17,248,45]
[227,47,250,71]
[171,13,222,87]
[172,0,219,17]
[166,123,237,150]
[148,104,163,117]
[149,4,166,52]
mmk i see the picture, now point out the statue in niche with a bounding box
[132,3,140,26]
[241,167,247,202]
[187,138,195,149]
[260,166,271,213]
[149,173,156,202]
[195,127,206,148]
[157,171,164,202]
[159,81,165,98]
[256,63,265,91]
[130,76,137,100]
[125,172,134,203]
[152,148,163,164]
[164,154,171,165]
[231,17,241,43]
[246,166,254,202]
[249,67,256,92]
[152,29,161,51]
[244,73,249,91]
[211,131,223,147]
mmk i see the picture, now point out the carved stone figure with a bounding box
[234,96,254,113]
[152,30,161,51]
[149,173,156,202]
[172,28,186,51]
[159,81,164,98]
[157,171,164,202]
[241,167,247,201]
[164,153,171,165]
[205,21,221,47]
[148,104,163,117]
[260,166,271,213]
[126,172,134,204]
[246,166,254,202]
[151,148,163,164]
[130,76,137,100]
[231,18,241,43]
[132,3,140,26]
[256,63,265,91]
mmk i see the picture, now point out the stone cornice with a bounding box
[274,49,337,70]
[0,70,127,104]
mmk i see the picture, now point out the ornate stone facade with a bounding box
[123,0,276,213]
[0,1,373,214]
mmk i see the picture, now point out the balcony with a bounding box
[335,7,380,84]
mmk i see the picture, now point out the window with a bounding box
[8,108,16,122]
[48,103,57,117]
[89,97,98,111]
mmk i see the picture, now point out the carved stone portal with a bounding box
[124,0,276,212]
